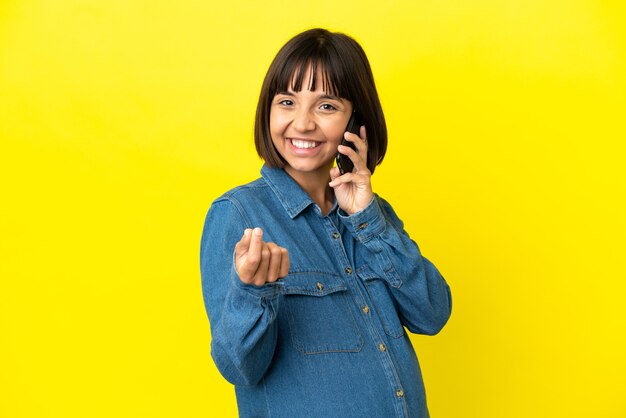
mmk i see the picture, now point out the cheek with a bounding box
[323,120,347,144]
[269,115,285,149]
[269,112,287,135]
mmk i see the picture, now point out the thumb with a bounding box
[235,228,253,258]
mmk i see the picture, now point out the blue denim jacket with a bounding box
[200,165,452,418]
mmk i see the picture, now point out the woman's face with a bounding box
[269,67,353,177]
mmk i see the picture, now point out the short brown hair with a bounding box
[254,28,387,174]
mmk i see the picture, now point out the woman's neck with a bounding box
[284,165,335,215]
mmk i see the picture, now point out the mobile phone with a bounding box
[336,111,362,175]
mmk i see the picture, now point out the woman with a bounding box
[200,28,452,418]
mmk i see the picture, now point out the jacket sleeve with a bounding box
[339,195,452,335]
[200,198,281,386]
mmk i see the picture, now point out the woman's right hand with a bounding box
[234,228,290,286]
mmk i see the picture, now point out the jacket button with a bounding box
[395,389,404,398]
[362,305,370,314]
[358,222,368,230]
[316,282,324,291]
[332,232,340,239]
[345,267,352,274]
[378,343,386,352]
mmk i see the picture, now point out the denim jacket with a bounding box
[200,165,452,418]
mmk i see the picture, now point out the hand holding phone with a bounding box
[330,110,373,216]
[336,111,363,175]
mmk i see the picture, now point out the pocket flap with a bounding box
[280,272,346,296]
[356,264,378,281]
[356,263,401,288]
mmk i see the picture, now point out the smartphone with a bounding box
[336,111,363,175]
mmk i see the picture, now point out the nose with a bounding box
[292,108,316,132]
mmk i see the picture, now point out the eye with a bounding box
[320,103,337,111]
[278,99,294,106]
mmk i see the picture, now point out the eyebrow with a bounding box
[275,91,344,102]
[319,94,344,102]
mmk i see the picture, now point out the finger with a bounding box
[252,244,271,286]
[248,227,263,259]
[343,129,368,156]
[344,125,368,163]
[234,228,253,257]
[329,172,370,188]
[329,171,355,188]
[279,247,290,278]
[234,229,254,281]
[360,126,369,170]
[329,166,341,180]
[337,144,368,174]
[238,228,263,281]
[265,243,283,283]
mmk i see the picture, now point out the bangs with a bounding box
[272,51,346,99]
[289,60,340,97]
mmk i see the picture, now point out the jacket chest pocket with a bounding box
[358,265,405,339]
[282,273,363,355]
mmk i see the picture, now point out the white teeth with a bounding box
[291,139,319,149]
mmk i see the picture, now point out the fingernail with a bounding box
[254,227,262,236]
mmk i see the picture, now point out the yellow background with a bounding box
[1,1,625,417]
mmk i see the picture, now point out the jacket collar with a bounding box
[261,164,317,219]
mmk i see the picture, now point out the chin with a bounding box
[287,163,320,173]
[285,159,331,174]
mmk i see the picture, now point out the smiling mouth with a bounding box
[289,138,321,149]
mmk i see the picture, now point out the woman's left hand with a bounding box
[329,125,374,215]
